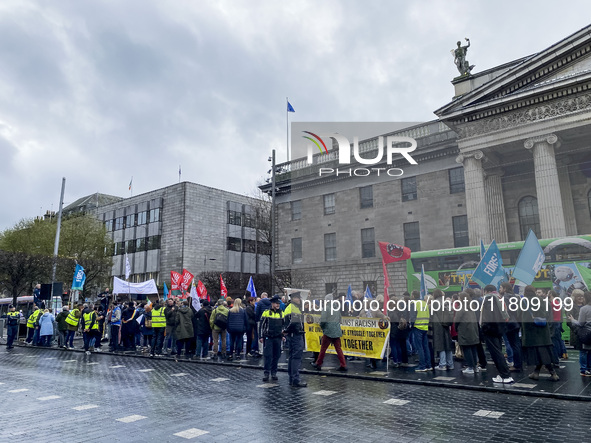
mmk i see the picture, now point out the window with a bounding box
[291,200,302,221]
[361,228,375,258]
[404,222,420,252]
[452,215,469,247]
[125,240,136,254]
[243,213,256,228]
[227,237,242,251]
[148,235,161,250]
[359,186,373,209]
[149,208,160,223]
[292,238,302,263]
[228,210,242,226]
[114,217,124,231]
[325,283,337,295]
[518,196,541,240]
[324,233,337,261]
[401,176,417,201]
[324,194,335,215]
[449,167,465,194]
[243,239,257,253]
[137,211,147,225]
[125,214,135,228]
[136,237,147,252]
[105,220,113,232]
[114,241,125,256]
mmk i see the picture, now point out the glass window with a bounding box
[243,239,257,253]
[452,215,469,247]
[125,240,136,254]
[359,186,373,209]
[518,196,541,240]
[361,228,375,258]
[324,233,337,261]
[292,238,302,263]
[401,176,417,201]
[228,210,242,226]
[126,214,135,228]
[291,200,302,221]
[136,237,146,252]
[243,213,257,228]
[449,167,465,194]
[149,208,160,223]
[114,217,124,231]
[324,194,335,215]
[325,283,337,295]
[148,235,161,250]
[404,222,420,252]
[227,237,241,251]
[115,241,125,255]
[137,211,147,225]
[105,220,113,232]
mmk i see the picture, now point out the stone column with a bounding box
[524,134,566,238]
[485,169,508,243]
[456,150,491,245]
[557,157,577,236]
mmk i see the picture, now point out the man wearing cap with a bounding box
[6,305,21,349]
[259,295,284,382]
[283,292,308,387]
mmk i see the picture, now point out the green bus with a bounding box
[406,234,591,297]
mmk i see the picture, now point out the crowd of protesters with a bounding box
[4,283,591,386]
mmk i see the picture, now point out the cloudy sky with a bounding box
[0,0,589,230]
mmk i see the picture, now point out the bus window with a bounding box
[550,244,591,262]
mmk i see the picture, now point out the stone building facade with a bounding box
[70,182,270,286]
[261,25,591,298]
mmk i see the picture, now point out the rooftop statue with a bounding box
[452,38,475,76]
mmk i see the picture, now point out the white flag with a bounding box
[190,281,201,312]
[125,253,131,280]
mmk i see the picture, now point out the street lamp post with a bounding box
[270,149,276,295]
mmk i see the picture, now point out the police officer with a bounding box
[283,292,307,387]
[150,300,167,357]
[6,305,21,349]
[259,296,284,382]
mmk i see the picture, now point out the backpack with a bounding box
[577,323,591,345]
[213,309,228,329]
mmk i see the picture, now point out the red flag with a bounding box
[180,269,194,293]
[220,274,228,299]
[378,242,411,264]
[197,280,209,302]
[382,260,390,315]
[170,271,182,296]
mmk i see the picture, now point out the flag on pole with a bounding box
[197,280,209,301]
[128,177,133,191]
[246,276,257,299]
[125,253,131,280]
[346,284,353,304]
[471,240,506,288]
[170,271,182,296]
[145,297,152,308]
[190,281,201,312]
[71,264,86,291]
[511,230,545,285]
[163,281,169,301]
[220,274,228,299]
[378,242,411,264]
[420,265,428,300]
[382,260,390,314]
[180,269,194,297]
[287,101,295,113]
[364,285,373,299]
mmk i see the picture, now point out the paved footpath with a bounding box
[1,346,590,442]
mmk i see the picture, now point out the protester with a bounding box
[65,303,83,349]
[481,285,513,384]
[245,296,258,356]
[150,300,167,357]
[500,282,522,372]
[432,289,454,370]
[140,304,153,351]
[210,299,229,359]
[121,301,138,352]
[227,298,248,360]
[175,300,195,359]
[454,292,480,374]
[568,290,591,376]
[164,299,178,355]
[195,300,212,359]
[38,309,55,347]
[411,293,432,372]
[109,301,122,352]
[311,293,347,373]
[25,304,42,345]
[55,306,70,349]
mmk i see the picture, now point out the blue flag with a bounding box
[512,229,545,285]
[71,264,86,291]
[364,285,373,299]
[247,276,257,299]
[472,240,505,288]
[163,281,169,301]
[287,101,295,113]
[419,265,428,300]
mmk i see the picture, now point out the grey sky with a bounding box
[0,0,589,230]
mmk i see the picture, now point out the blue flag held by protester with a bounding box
[472,240,506,288]
[511,229,545,285]
[71,264,86,291]
[247,276,257,299]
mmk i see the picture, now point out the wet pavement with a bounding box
[1,344,590,442]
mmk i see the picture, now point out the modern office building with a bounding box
[261,25,591,297]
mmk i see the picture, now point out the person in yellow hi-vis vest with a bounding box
[411,291,432,372]
[65,304,83,349]
[25,305,42,346]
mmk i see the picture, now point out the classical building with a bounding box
[261,25,591,297]
[67,182,270,286]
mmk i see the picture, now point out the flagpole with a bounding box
[286,97,289,162]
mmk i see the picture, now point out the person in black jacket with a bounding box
[195,301,212,359]
[259,296,284,382]
[245,297,259,357]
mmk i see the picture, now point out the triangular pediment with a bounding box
[435,24,591,119]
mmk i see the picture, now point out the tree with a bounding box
[0,215,113,304]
